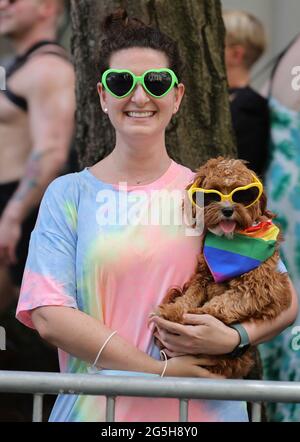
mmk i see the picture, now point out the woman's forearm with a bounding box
[31,305,162,374]
[242,277,299,345]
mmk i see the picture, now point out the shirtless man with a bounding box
[0,0,75,309]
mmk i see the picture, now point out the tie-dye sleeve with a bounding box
[16,175,79,329]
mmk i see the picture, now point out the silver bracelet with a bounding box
[160,350,168,377]
[88,330,117,374]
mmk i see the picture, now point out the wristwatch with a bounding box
[226,323,251,358]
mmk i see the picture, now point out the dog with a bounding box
[154,157,291,378]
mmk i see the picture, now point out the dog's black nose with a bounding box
[222,207,234,217]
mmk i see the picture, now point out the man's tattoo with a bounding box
[12,151,43,202]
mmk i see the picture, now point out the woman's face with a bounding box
[97,47,185,141]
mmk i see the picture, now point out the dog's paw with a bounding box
[157,304,185,323]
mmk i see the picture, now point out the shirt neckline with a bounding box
[82,160,181,191]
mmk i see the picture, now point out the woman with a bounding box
[16,9,297,422]
[259,33,300,422]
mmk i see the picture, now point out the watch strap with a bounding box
[226,323,251,359]
[230,323,250,346]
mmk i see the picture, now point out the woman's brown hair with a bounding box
[98,8,183,80]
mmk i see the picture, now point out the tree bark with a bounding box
[70,0,236,169]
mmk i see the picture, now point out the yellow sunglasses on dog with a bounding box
[188,174,263,209]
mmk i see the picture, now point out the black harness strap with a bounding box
[2,88,27,111]
[2,40,69,112]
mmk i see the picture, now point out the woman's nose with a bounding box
[130,83,150,105]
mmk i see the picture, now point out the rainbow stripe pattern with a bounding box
[204,221,280,283]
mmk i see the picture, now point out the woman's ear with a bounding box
[173,83,185,114]
[38,0,57,19]
[97,82,108,113]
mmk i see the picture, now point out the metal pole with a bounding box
[32,394,44,422]
[251,402,262,422]
[179,399,189,422]
[106,396,116,422]
[1,372,300,403]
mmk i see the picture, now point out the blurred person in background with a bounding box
[223,10,269,178]
[0,0,75,310]
[259,33,300,422]
[0,0,75,421]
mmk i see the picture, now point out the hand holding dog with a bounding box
[165,353,225,378]
[150,314,240,357]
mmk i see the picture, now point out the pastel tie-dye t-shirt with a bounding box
[16,160,248,422]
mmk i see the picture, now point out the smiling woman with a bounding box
[94,45,184,175]
[15,6,298,423]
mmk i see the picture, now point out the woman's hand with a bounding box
[151,314,240,357]
[165,354,224,378]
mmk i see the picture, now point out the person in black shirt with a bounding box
[223,10,269,178]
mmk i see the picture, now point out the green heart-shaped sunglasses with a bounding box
[101,68,179,99]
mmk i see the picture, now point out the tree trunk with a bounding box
[70,0,236,169]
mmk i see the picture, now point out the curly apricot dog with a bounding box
[155,157,291,378]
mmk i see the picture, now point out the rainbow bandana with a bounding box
[203,221,279,283]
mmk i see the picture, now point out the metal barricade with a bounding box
[1,371,300,422]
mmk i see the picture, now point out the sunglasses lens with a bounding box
[204,193,222,206]
[192,191,221,207]
[232,187,260,205]
[144,71,173,96]
[106,72,134,97]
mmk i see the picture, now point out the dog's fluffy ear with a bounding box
[184,181,196,222]
[183,163,210,223]
[259,190,276,219]
[192,166,208,189]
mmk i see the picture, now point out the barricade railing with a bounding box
[1,371,300,422]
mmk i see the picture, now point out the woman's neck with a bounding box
[92,135,172,185]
